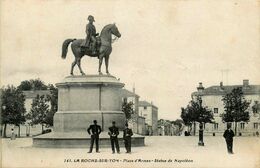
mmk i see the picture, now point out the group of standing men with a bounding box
[87,120,133,154]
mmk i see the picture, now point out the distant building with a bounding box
[139,101,158,135]
[191,80,260,136]
[120,89,146,135]
[157,119,181,136]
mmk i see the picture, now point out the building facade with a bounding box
[120,89,146,135]
[191,80,260,136]
[139,101,158,135]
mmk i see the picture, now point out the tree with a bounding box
[18,79,48,91]
[31,79,48,90]
[181,97,213,135]
[181,107,193,133]
[46,84,58,126]
[17,80,32,91]
[1,85,26,137]
[27,95,49,133]
[172,119,184,129]
[158,119,165,126]
[122,100,134,123]
[221,87,250,136]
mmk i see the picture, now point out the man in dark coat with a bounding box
[87,120,102,153]
[81,15,98,54]
[123,123,133,153]
[223,124,235,154]
[108,121,120,154]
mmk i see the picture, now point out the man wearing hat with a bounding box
[123,123,133,153]
[81,15,98,55]
[87,120,102,153]
[108,121,120,154]
[223,123,235,154]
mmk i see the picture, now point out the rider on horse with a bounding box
[62,22,121,75]
[81,15,99,55]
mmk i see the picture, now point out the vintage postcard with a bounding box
[1,0,260,168]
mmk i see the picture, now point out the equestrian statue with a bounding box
[61,15,121,75]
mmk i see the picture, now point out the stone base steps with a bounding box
[33,131,145,148]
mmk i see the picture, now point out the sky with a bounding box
[1,0,259,120]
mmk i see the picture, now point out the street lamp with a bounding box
[1,105,6,137]
[198,121,204,146]
[198,97,204,146]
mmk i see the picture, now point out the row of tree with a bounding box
[181,87,250,136]
[1,79,58,137]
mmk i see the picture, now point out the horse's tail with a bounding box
[61,39,76,59]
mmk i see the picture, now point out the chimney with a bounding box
[220,81,223,87]
[133,83,135,94]
[197,82,204,92]
[243,79,249,87]
[219,81,224,90]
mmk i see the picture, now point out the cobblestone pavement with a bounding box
[1,136,260,168]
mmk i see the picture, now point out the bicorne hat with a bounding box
[88,15,95,22]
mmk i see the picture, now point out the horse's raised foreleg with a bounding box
[105,56,110,75]
[98,56,104,75]
[76,58,85,75]
[71,59,77,75]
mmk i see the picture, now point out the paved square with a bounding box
[1,136,260,168]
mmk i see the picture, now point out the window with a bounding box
[240,123,245,130]
[214,108,218,114]
[214,123,218,130]
[253,123,259,129]
[143,114,147,117]
[139,111,142,116]
[144,106,147,110]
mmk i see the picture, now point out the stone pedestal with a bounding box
[33,75,145,148]
[54,75,126,132]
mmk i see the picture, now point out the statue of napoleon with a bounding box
[61,15,121,75]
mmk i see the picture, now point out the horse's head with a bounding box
[110,23,121,38]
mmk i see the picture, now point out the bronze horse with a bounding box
[61,24,121,75]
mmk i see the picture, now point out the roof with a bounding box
[121,89,140,98]
[192,85,260,96]
[23,90,51,99]
[139,100,158,109]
